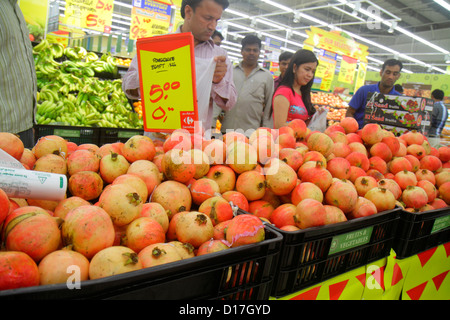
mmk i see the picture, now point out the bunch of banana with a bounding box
[38,86,59,104]
[36,61,60,76]
[50,43,64,59]
[85,51,99,62]
[57,73,83,92]
[63,46,87,61]
[90,60,117,74]
[32,39,50,54]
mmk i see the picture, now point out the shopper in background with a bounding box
[212,30,224,46]
[122,0,236,135]
[272,49,319,129]
[346,59,403,129]
[428,89,448,148]
[274,51,294,91]
[394,84,404,95]
[220,34,274,133]
[0,1,37,148]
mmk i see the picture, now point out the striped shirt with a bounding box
[220,62,274,132]
[0,0,37,133]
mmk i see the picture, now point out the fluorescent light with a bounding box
[395,26,450,55]
[225,8,249,19]
[434,0,450,11]
[256,18,285,29]
[260,0,293,13]
[226,21,255,32]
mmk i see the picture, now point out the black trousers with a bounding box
[17,127,35,149]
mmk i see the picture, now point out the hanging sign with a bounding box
[338,55,358,84]
[314,51,337,92]
[130,0,172,40]
[64,0,114,33]
[354,62,367,93]
[304,27,369,63]
[136,33,198,133]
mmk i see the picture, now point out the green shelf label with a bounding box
[118,131,140,138]
[431,215,450,234]
[329,226,374,255]
[54,129,80,138]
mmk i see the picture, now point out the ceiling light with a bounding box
[286,29,292,39]
[351,3,361,16]
[388,21,397,33]
[261,0,293,13]
[225,8,249,19]
[293,11,301,23]
[395,26,449,54]
[445,54,450,63]
[434,0,450,11]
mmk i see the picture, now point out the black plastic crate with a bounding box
[99,127,144,145]
[34,124,100,145]
[392,207,450,259]
[266,207,400,298]
[0,227,282,300]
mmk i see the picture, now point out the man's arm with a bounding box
[211,55,236,112]
[121,55,140,100]
[346,106,356,118]
[261,73,275,128]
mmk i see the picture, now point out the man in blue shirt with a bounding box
[428,89,448,148]
[346,59,403,128]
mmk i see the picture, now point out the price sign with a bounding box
[136,33,198,133]
[316,55,336,92]
[65,0,114,33]
[130,0,172,40]
[338,56,357,84]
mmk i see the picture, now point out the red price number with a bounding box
[148,81,181,122]
[149,81,181,103]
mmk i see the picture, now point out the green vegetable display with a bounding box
[33,40,142,129]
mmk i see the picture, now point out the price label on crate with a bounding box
[136,33,198,133]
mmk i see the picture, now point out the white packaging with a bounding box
[0,149,67,200]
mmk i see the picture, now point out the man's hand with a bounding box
[212,56,227,84]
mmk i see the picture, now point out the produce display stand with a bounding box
[393,207,450,259]
[266,207,400,298]
[0,226,282,300]
[384,243,450,300]
[271,243,450,300]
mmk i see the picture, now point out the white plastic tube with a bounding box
[0,149,67,201]
[0,166,67,200]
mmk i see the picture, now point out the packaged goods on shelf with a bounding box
[364,93,433,134]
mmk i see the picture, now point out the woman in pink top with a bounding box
[272,49,319,129]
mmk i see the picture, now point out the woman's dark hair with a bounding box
[279,49,319,116]
[181,0,230,18]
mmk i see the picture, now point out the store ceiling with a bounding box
[219,0,450,74]
[62,0,450,74]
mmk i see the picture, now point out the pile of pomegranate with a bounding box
[0,117,448,291]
